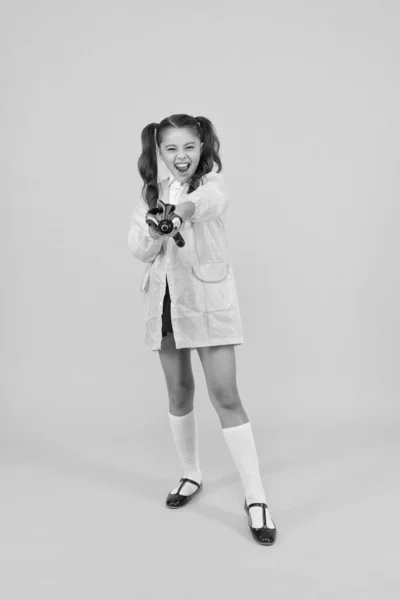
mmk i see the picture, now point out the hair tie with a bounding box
[197,121,201,127]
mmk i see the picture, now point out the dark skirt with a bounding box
[162,278,174,338]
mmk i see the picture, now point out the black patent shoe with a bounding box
[166,478,203,509]
[244,499,277,545]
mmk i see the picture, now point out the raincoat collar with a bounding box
[168,171,178,186]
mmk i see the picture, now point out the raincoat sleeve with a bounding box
[127,199,163,263]
[181,170,229,223]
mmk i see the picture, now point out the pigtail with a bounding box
[196,116,222,171]
[189,116,223,192]
[137,122,159,209]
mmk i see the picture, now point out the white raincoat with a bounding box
[128,163,244,351]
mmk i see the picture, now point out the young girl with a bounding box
[128,114,277,546]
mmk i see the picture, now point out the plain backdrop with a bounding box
[1,1,399,599]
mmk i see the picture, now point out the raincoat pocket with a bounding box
[192,262,229,283]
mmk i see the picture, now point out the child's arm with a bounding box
[128,199,163,263]
[176,171,229,223]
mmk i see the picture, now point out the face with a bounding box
[158,126,203,184]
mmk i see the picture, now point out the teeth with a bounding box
[176,163,190,173]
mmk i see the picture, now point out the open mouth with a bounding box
[175,163,190,174]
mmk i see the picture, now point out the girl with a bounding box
[128,114,277,546]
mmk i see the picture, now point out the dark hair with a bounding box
[137,114,223,209]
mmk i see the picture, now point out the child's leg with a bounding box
[222,421,275,529]
[159,334,201,496]
[168,409,202,495]
[197,345,275,529]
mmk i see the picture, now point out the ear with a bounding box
[200,142,204,153]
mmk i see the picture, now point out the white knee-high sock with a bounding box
[168,409,202,496]
[222,421,275,529]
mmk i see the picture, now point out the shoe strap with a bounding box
[177,477,201,493]
[247,502,268,527]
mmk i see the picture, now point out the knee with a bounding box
[168,381,195,410]
[210,388,241,410]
